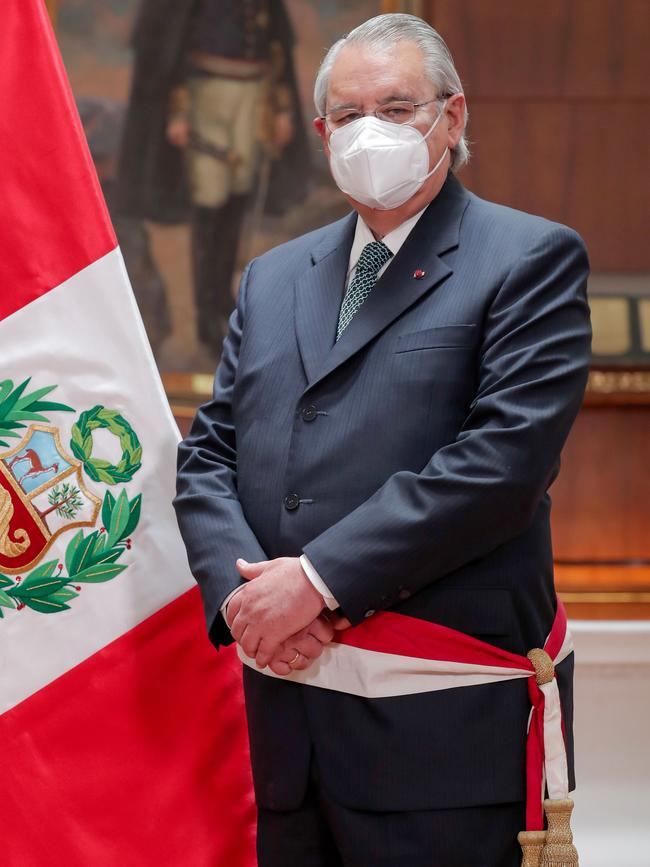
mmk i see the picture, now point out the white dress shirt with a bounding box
[345,206,427,288]
[222,206,429,621]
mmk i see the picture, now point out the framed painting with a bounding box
[50,0,422,413]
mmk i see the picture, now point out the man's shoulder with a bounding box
[463,188,586,252]
[250,214,352,273]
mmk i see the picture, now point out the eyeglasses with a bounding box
[321,98,446,132]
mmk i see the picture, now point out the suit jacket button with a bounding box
[398,589,411,600]
[364,609,375,618]
[284,493,300,511]
[301,405,318,422]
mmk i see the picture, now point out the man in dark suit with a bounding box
[174,13,591,866]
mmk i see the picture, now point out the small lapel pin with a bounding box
[413,269,426,279]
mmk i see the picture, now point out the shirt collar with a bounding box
[348,206,428,274]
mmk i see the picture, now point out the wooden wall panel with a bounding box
[461,102,649,269]
[427,0,650,98]
[425,0,650,270]
[551,407,650,560]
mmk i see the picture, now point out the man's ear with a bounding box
[313,115,330,155]
[445,93,466,151]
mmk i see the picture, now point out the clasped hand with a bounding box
[225,556,349,675]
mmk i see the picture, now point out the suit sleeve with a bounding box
[173,260,268,648]
[303,226,592,625]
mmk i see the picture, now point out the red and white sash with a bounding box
[240,601,573,831]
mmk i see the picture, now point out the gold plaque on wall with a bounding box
[589,298,632,356]
[639,300,650,353]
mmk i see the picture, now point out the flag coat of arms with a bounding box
[1,3,256,865]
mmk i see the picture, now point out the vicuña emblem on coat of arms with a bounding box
[0,378,142,619]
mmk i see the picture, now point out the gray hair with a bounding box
[313,13,469,171]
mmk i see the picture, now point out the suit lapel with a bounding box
[306,175,470,391]
[294,175,471,391]
[293,212,356,384]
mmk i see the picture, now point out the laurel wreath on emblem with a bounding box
[0,380,143,619]
[70,405,142,485]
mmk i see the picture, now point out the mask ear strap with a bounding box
[418,100,449,183]
[422,99,448,141]
[420,145,449,184]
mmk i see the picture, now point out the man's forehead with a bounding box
[327,41,428,106]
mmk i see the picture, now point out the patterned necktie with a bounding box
[336,240,393,340]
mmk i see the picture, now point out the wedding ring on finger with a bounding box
[288,650,301,667]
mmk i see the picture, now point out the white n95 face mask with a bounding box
[327,105,448,210]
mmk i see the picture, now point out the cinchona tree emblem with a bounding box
[0,378,142,618]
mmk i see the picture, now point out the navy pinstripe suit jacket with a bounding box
[173,173,591,811]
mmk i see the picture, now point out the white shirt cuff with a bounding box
[220,584,246,617]
[300,554,340,611]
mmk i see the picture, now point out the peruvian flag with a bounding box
[1,3,256,865]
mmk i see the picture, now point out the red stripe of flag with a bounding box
[0,0,115,322]
[2,588,257,867]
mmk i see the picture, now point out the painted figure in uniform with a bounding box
[117,0,311,356]
[78,97,172,357]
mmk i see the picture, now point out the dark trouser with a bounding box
[257,764,525,867]
[190,195,248,351]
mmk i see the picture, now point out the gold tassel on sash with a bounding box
[518,799,579,867]
[540,798,579,866]
[519,648,580,867]
[518,830,547,867]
